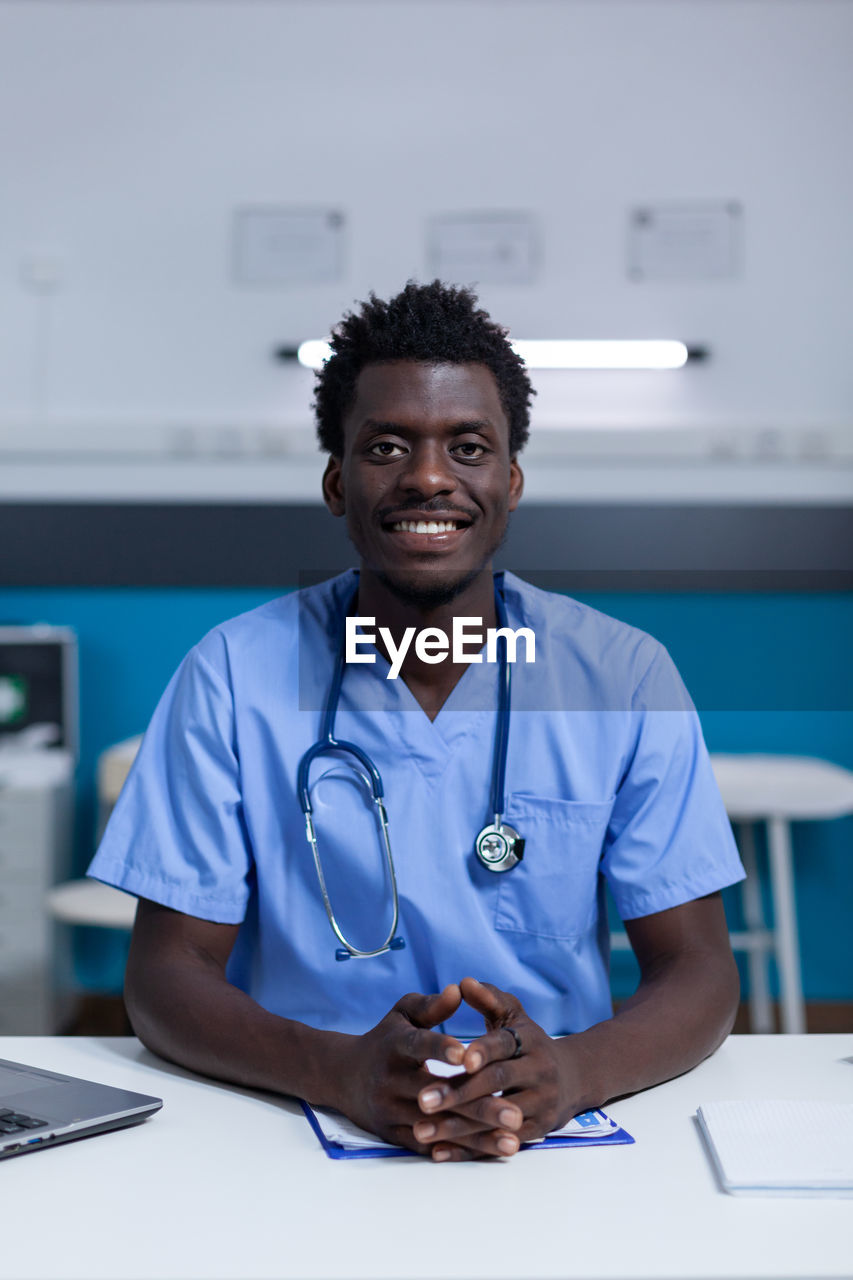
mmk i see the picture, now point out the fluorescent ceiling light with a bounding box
[297,339,334,368]
[295,338,692,371]
[510,340,688,369]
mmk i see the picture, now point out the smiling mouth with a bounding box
[387,519,468,534]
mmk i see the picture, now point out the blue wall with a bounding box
[2,586,851,1001]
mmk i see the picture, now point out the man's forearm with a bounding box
[556,948,739,1115]
[126,957,513,1159]
[125,957,354,1109]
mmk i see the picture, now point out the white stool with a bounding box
[47,735,143,935]
[710,754,853,1034]
[46,878,137,929]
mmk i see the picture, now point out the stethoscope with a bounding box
[297,575,525,961]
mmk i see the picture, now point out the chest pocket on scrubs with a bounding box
[495,794,615,941]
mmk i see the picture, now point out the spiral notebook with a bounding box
[697,1100,853,1197]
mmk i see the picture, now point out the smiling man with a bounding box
[89,281,745,1161]
[321,357,524,717]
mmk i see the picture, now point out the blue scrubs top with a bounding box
[88,571,744,1038]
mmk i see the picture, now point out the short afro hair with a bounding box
[313,280,534,456]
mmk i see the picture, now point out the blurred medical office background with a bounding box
[0,0,851,1036]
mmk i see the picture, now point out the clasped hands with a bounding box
[335,976,576,1162]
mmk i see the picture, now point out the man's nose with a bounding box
[398,442,457,497]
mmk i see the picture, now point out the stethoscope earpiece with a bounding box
[335,934,406,962]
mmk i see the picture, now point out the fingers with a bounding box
[404,1137,518,1163]
[458,976,520,1022]
[414,1098,523,1152]
[418,1054,524,1115]
[415,1069,525,1161]
[409,1110,521,1161]
[511,1092,556,1144]
[376,982,540,1161]
[458,978,526,1072]
[461,1024,522,1075]
[429,1130,521,1161]
[404,1056,525,1159]
[392,986,466,1068]
[394,1027,467,1072]
[415,1072,556,1154]
[396,985,463,1031]
[417,1080,522,1131]
[356,983,543,1163]
[386,1105,520,1162]
[413,978,528,1118]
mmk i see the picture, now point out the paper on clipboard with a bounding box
[304,1101,626,1152]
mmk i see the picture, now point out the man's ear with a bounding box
[322,455,345,517]
[508,458,524,512]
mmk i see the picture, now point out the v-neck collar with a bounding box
[342,634,496,760]
[321,569,525,765]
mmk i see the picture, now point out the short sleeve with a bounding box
[86,645,252,923]
[601,643,744,921]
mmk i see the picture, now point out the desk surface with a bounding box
[1,1034,851,1280]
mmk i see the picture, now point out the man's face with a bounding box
[322,360,523,607]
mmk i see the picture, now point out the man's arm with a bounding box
[561,890,740,1107]
[124,898,522,1158]
[412,893,739,1156]
[124,898,351,1105]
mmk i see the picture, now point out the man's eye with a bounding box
[368,441,406,457]
[453,442,487,458]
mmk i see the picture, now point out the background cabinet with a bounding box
[0,750,75,1033]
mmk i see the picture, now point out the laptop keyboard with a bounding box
[0,1108,48,1134]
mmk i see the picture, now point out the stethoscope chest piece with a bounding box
[475,823,525,873]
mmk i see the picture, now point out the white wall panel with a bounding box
[0,1,851,495]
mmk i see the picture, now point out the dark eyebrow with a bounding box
[359,418,496,437]
[448,420,495,437]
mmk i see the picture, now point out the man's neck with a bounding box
[355,566,497,719]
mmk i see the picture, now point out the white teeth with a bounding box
[391,519,459,533]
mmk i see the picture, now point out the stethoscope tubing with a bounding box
[298,574,512,959]
[490,583,512,824]
[302,790,401,960]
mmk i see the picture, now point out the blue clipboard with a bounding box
[301,1100,635,1160]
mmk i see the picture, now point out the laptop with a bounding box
[0,1057,162,1159]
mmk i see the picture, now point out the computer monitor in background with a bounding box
[0,626,78,760]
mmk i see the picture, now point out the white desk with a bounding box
[1,1034,851,1280]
